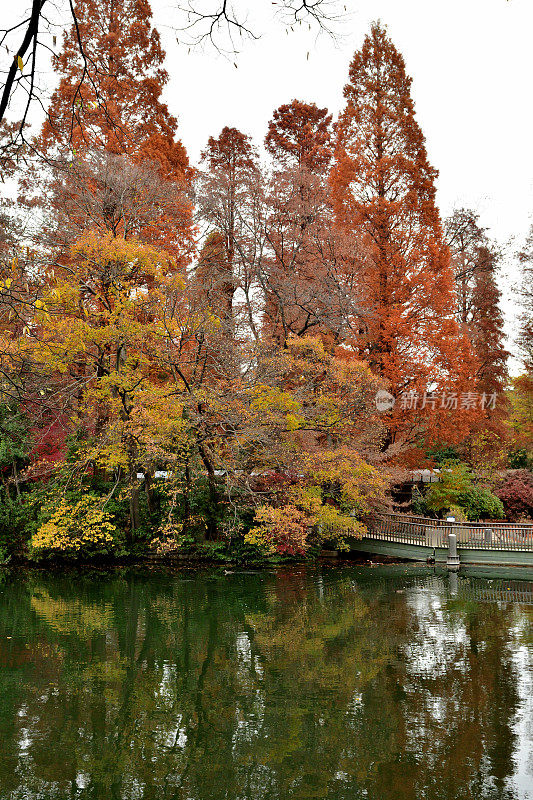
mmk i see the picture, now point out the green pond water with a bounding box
[0,564,532,800]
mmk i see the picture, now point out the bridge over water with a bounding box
[349,512,533,568]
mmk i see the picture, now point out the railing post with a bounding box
[484,528,492,546]
[447,532,460,570]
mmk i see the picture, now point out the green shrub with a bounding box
[455,487,505,521]
[425,462,474,516]
[424,462,504,521]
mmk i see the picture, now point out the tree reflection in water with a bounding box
[0,565,531,800]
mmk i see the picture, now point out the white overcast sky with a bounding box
[156,0,533,372]
[4,0,532,363]
[153,0,533,241]
[153,0,532,364]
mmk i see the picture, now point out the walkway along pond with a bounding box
[349,512,533,567]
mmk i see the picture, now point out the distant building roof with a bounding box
[410,469,441,483]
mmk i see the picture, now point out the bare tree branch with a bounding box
[174,0,343,54]
[0,0,344,155]
[0,0,46,124]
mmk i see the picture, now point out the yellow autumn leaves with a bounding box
[31,496,118,557]
[245,448,387,556]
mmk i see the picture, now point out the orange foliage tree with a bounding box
[330,22,477,454]
[265,99,333,171]
[39,0,189,177]
[446,208,509,448]
[29,0,193,261]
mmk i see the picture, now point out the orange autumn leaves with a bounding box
[330,22,479,449]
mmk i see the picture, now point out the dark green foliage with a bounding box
[508,449,532,469]
[411,485,429,516]
[0,405,33,560]
[424,444,461,465]
[0,492,34,562]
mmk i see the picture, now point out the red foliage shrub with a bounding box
[494,471,533,521]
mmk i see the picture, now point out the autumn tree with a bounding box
[0,0,344,150]
[469,248,508,395]
[41,150,192,259]
[5,229,387,545]
[261,99,364,345]
[508,227,533,462]
[0,211,21,266]
[508,374,533,464]
[25,0,193,262]
[196,126,262,339]
[10,0,195,480]
[14,233,189,535]
[446,208,488,324]
[39,0,188,175]
[261,164,364,345]
[445,209,508,436]
[0,124,24,266]
[265,99,333,171]
[518,226,533,370]
[192,231,233,329]
[331,22,476,452]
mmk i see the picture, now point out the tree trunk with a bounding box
[197,444,219,540]
[129,477,141,538]
[144,470,153,514]
[1,475,12,506]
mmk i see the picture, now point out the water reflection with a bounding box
[0,565,532,799]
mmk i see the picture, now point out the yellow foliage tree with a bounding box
[31,495,119,559]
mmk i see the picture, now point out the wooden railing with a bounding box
[368,512,533,552]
